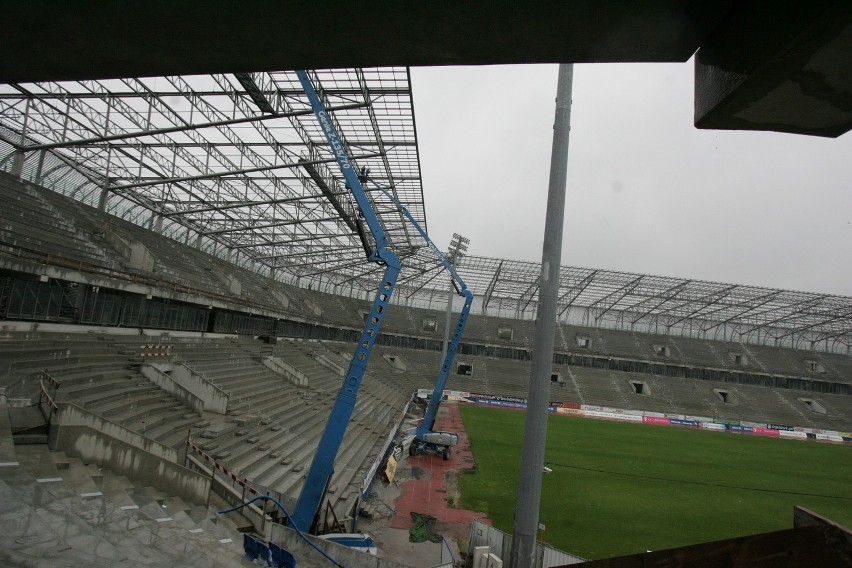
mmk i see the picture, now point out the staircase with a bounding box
[0,407,252,567]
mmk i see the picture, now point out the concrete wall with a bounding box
[211,266,242,296]
[141,363,204,414]
[53,403,210,506]
[128,241,155,272]
[171,362,229,414]
[314,351,345,378]
[262,356,308,387]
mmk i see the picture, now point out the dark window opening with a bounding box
[799,398,826,414]
[629,380,648,395]
[457,362,472,376]
[576,335,590,349]
[422,318,437,333]
[714,388,735,404]
[653,345,669,357]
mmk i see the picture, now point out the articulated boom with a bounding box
[291,70,400,533]
[413,289,473,458]
[362,179,473,460]
[290,70,473,533]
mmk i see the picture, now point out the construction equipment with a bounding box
[290,70,472,534]
[290,70,401,533]
[360,180,473,460]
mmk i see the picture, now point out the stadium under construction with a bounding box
[1,4,851,568]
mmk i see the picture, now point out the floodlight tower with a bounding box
[441,233,469,368]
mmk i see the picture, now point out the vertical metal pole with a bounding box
[509,64,573,568]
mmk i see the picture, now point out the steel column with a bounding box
[509,64,573,568]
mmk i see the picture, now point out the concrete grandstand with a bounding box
[1,28,851,567]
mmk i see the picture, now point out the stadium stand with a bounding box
[1,62,850,567]
[0,440,248,566]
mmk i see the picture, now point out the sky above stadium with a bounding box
[411,63,852,297]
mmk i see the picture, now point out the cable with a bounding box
[218,495,345,567]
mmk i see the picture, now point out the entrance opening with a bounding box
[714,388,736,404]
[798,398,826,414]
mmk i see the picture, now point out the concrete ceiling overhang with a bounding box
[2,1,850,137]
[1,2,736,82]
[695,1,852,138]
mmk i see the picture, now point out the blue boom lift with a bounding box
[361,179,473,460]
[290,70,472,533]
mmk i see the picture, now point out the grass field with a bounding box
[458,404,852,560]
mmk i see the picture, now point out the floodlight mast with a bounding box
[290,70,401,533]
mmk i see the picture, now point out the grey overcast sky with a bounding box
[410,63,852,297]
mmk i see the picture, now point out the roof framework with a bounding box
[0,68,850,353]
[455,256,852,353]
[0,68,426,282]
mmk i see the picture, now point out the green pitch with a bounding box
[458,404,852,560]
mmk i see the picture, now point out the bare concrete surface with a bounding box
[359,460,447,568]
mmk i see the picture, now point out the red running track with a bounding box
[391,402,491,538]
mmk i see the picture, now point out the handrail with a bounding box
[38,379,59,414]
[41,370,61,389]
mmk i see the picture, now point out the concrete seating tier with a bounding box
[0,333,203,448]
[551,366,583,401]
[0,175,114,269]
[364,340,851,431]
[0,174,315,319]
[181,338,409,520]
[0,443,248,567]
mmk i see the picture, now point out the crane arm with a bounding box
[361,178,473,449]
[290,70,400,533]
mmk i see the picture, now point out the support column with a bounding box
[34,149,47,185]
[11,98,31,178]
[154,215,163,233]
[97,187,109,211]
[509,64,573,568]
